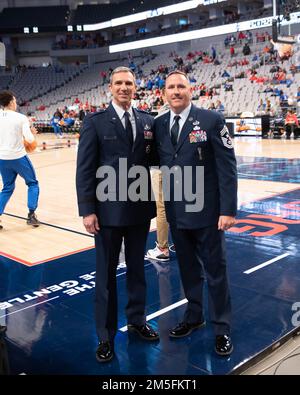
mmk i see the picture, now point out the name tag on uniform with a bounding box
[189,130,207,143]
[144,131,153,140]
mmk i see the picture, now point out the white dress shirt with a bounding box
[169,103,192,141]
[112,101,137,141]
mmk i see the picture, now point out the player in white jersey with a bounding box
[0,90,40,229]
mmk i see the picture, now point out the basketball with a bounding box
[24,139,37,153]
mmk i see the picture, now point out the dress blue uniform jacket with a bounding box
[76,103,156,226]
[155,104,237,229]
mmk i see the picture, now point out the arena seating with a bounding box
[8,65,86,106]
[3,30,300,123]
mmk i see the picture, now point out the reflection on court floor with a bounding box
[0,140,299,374]
[0,188,299,374]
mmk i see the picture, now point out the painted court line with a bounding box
[0,296,60,319]
[119,298,187,332]
[244,253,291,274]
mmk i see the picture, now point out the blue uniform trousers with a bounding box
[170,224,232,335]
[94,221,150,342]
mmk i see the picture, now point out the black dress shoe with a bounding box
[169,321,206,338]
[127,323,159,341]
[95,341,114,363]
[215,335,233,356]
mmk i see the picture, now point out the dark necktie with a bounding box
[124,111,134,146]
[170,115,181,147]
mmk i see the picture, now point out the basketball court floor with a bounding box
[0,135,299,375]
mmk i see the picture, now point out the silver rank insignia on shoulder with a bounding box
[193,120,200,125]
[144,124,151,130]
[220,125,233,149]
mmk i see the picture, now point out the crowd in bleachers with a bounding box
[3,28,300,140]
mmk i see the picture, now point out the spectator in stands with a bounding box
[290,64,297,77]
[257,99,266,113]
[287,94,295,107]
[279,90,288,106]
[273,87,281,97]
[224,82,233,91]
[61,113,75,128]
[100,71,107,85]
[215,100,225,113]
[50,111,63,138]
[285,109,299,139]
[129,61,136,72]
[235,71,246,79]
[238,31,245,44]
[211,46,217,60]
[265,99,272,114]
[242,43,251,56]
[221,70,230,78]
[246,30,253,44]
[263,86,274,93]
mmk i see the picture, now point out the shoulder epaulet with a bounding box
[136,108,151,115]
[89,109,107,118]
[154,110,169,120]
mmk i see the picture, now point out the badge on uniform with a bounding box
[220,125,233,149]
[189,130,207,143]
[193,120,200,125]
[144,130,153,140]
[146,145,151,154]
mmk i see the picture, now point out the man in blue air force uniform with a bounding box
[76,67,158,363]
[154,71,237,356]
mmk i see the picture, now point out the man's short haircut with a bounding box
[110,66,135,84]
[0,90,15,108]
[165,70,189,82]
